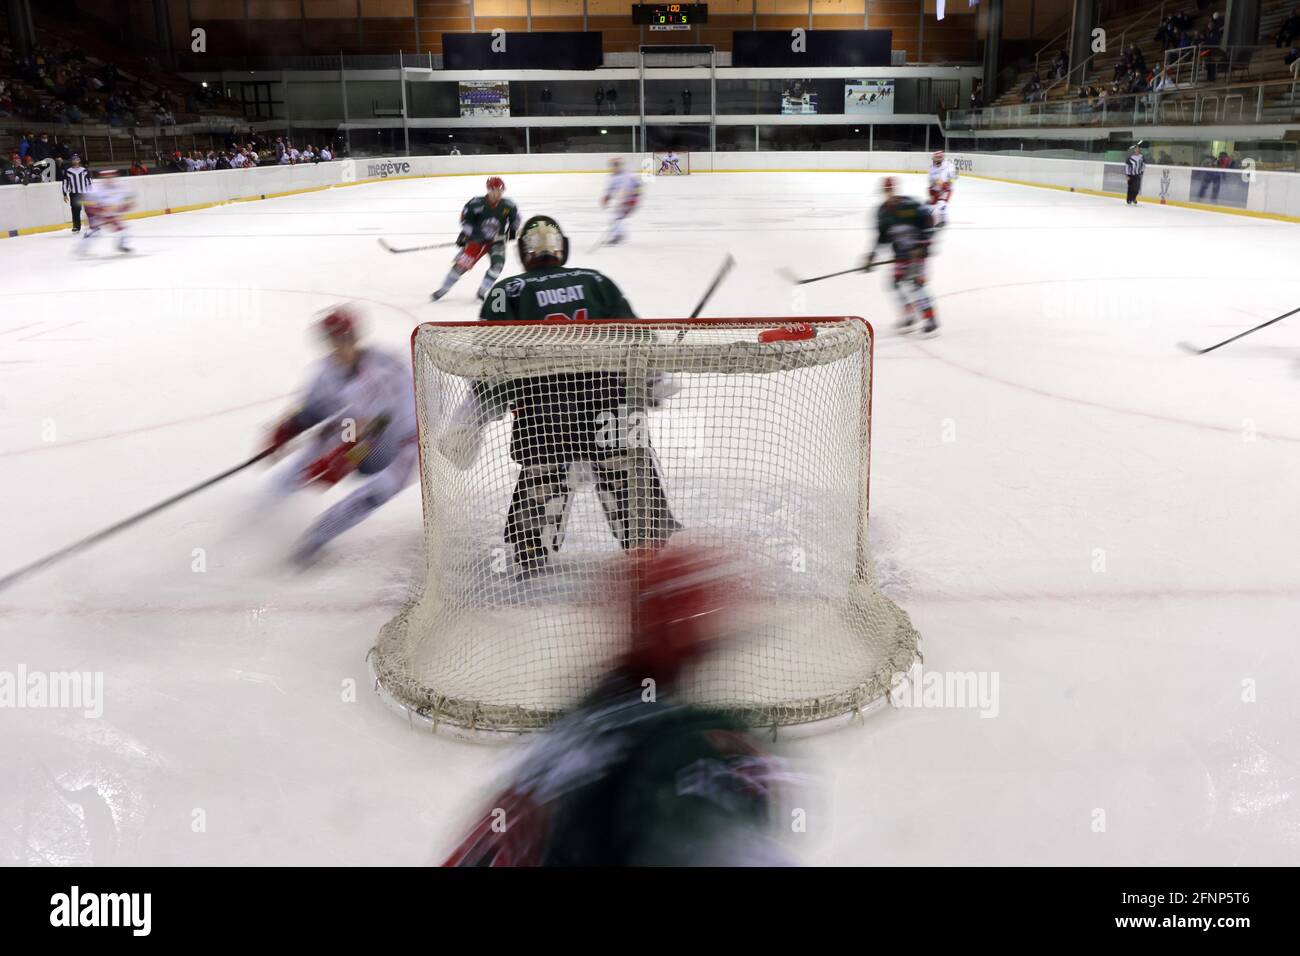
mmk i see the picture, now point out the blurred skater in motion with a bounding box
[867,176,939,336]
[76,168,136,255]
[261,304,418,565]
[600,157,642,245]
[443,544,800,867]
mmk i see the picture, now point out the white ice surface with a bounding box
[1,170,1298,865]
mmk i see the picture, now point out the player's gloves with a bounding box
[264,415,306,458]
[300,439,370,488]
[456,233,468,247]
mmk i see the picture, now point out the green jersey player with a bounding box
[430,176,521,303]
[436,215,679,577]
[865,176,939,336]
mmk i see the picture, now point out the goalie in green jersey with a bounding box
[430,176,520,303]
[436,214,680,577]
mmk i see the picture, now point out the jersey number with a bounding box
[543,308,589,322]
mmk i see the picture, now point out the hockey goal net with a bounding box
[370,317,919,737]
[650,151,689,175]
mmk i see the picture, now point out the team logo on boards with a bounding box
[366,161,412,179]
[952,157,974,173]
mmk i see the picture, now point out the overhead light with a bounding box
[201,81,208,88]
[600,129,608,134]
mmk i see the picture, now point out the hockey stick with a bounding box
[665,254,736,344]
[378,238,458,254]
[1178,305,1300,355]
[689,253,736,319]
[779,260,896,286]
[0,446,281,593]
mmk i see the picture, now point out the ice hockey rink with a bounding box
[2,168,1297,866]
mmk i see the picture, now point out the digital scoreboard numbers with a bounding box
[632,4,708,30]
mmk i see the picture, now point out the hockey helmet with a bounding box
[318,303,361,342]
[485,176,506,192]
[517,215,569,270]
[880,176,897,195]
[620,544,738,687]
[932,149,945,165]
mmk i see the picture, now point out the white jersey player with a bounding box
[77,169,135,255]
[263,305,418,565]
[601,157,643,245]
[656,151,684,176]
[926,150,956,228]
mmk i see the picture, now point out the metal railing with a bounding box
[947,75,1300,131]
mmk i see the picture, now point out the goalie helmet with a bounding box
[517,215,569,270]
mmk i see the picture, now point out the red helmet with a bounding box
[620,544,738,686]
[318,304,360,342]
[880,176,897,195]
[486,176,506,192]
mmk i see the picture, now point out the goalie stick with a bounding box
[1178,304,1300,355]
[378,238,458,254]
[779,260,896,285]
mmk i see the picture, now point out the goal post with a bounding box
[370,316,920,738]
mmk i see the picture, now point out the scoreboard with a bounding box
[632,4,708,29]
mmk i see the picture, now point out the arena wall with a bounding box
[4,150,1299,237]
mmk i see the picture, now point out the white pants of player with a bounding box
[927,199,949,228]
[608,197,639,243]
[270,429,418,558]
[78,209,132,254]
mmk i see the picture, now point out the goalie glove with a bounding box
[436,422,484,471]
[646,371,681,408]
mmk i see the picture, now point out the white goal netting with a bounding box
[370,317,920,736]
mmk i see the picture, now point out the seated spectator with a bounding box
[318,145,333,161]
[216,152,232,170]
[1278,8,1300,49]
[230,149,247,169]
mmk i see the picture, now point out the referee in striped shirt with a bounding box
[62,154,92,233]
[1124,144,1146,205]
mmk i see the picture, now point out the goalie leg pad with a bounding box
[505,465,573,575]
[591,450,679,549]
